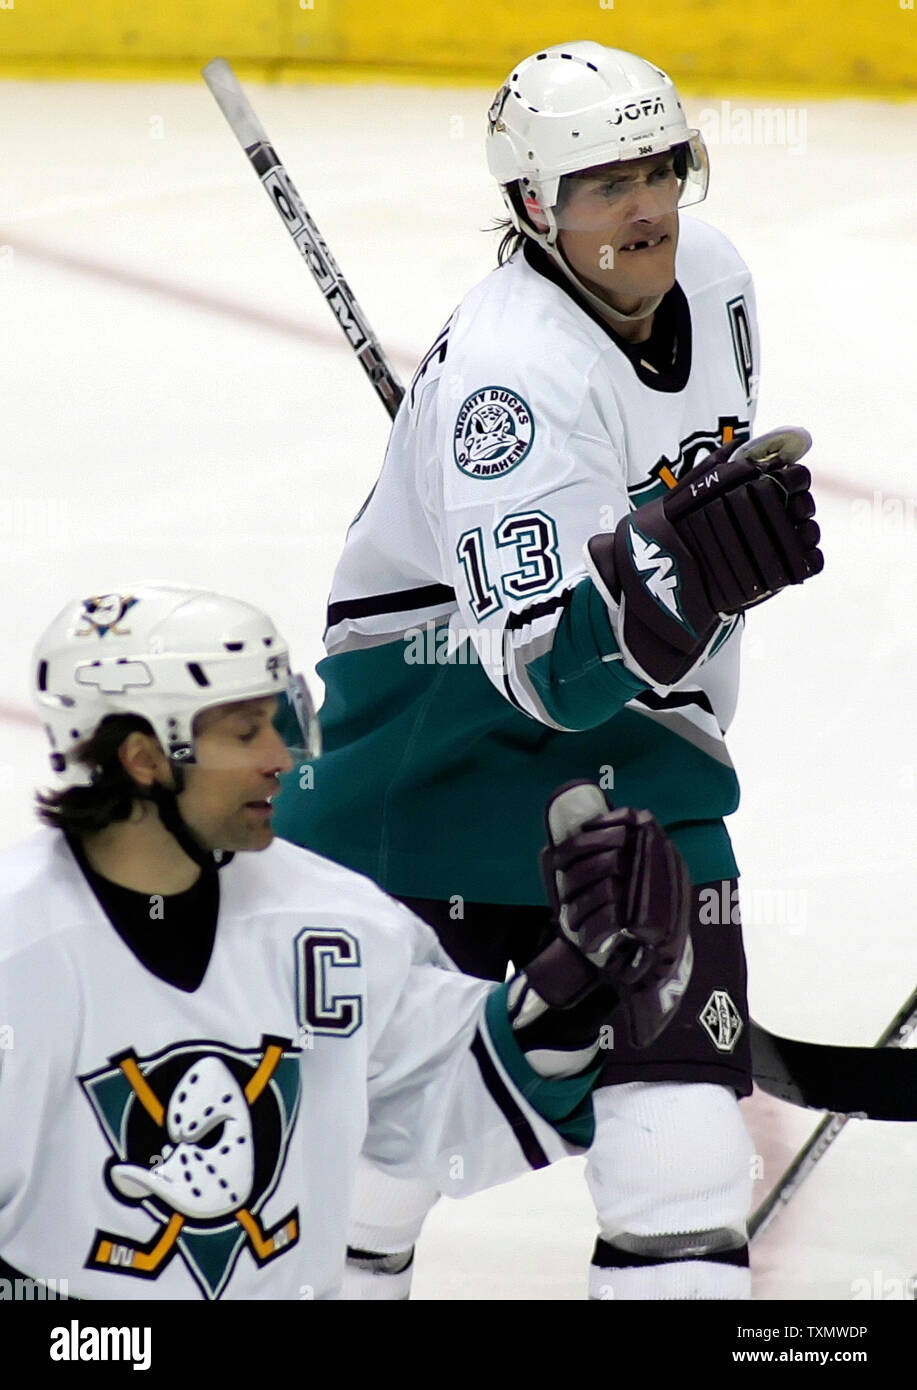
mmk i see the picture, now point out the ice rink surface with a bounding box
[1,78,915,1300]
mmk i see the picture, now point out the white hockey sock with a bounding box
[586,1081,755,1302]
[341,1156,439,1301]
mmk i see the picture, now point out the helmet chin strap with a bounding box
[521,199,664,325]
[547,243,664,325]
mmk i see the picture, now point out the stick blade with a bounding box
[751,1020,917,1120]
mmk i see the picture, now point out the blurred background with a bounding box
[0,0,913,94]
[1,0,915,1300]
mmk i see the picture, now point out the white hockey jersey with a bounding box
[275,217,759,902]
[0,832,590,1300]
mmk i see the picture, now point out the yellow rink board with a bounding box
[0,0,913,95]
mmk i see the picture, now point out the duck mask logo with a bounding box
[80,1035,301,1299]
[75,593,139,639]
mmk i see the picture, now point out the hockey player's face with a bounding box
[178,697,293,852]
[556,153,679,312]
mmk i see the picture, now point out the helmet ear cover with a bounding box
[509,180,543,233]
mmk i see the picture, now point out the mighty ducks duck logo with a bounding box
[80,1035,301,1299]
[628,417,751,507]
[454,387,534,479]
[75,593,139,638]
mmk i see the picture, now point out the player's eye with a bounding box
[649,162,676,182]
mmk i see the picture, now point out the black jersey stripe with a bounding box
[470,1030,550,1171]
[501,590,575,717]
[501,620,527,715]
[504,589,573,633]
[501,664,527,716]
[326,583,456,629]
[633,689,716,717]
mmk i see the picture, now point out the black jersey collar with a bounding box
[66,832,219,993]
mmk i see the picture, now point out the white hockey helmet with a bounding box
[487,41,708,244]
[33,584,320,786]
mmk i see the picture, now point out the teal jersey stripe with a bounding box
[484,985,599,1148]
[525,580,647,729]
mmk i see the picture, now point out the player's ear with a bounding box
[118,731,171,789]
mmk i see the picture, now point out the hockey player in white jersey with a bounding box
[274,41,824,1298]
[0,583,692,1300]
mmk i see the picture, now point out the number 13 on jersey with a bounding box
[457,511,562,620]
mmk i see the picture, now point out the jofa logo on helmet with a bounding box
[454,387,534,480]
[75,594,139,639]
[80,1035,302,1299]
[606,97,666,126]
[628,417,751,506]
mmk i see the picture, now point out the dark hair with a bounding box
[36,713,156,835]
[492,182,532,265]
[495,220,526,265]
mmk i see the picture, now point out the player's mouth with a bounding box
[243,797,275,816]
[619,233,669,253]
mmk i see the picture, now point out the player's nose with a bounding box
[623,177,674,223]
[262,725,294,776]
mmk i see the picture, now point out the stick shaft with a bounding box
[202,58,404,420]
[749,984,917,1241]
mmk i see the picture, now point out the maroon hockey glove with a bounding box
[586,427,824,688]
[524,782,693,1048]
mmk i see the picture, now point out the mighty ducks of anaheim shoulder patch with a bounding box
[454,387,534,479]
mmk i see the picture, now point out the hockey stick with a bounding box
[202,59,917,1134]
[749,983,917,1242]
[201,58,404,421]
